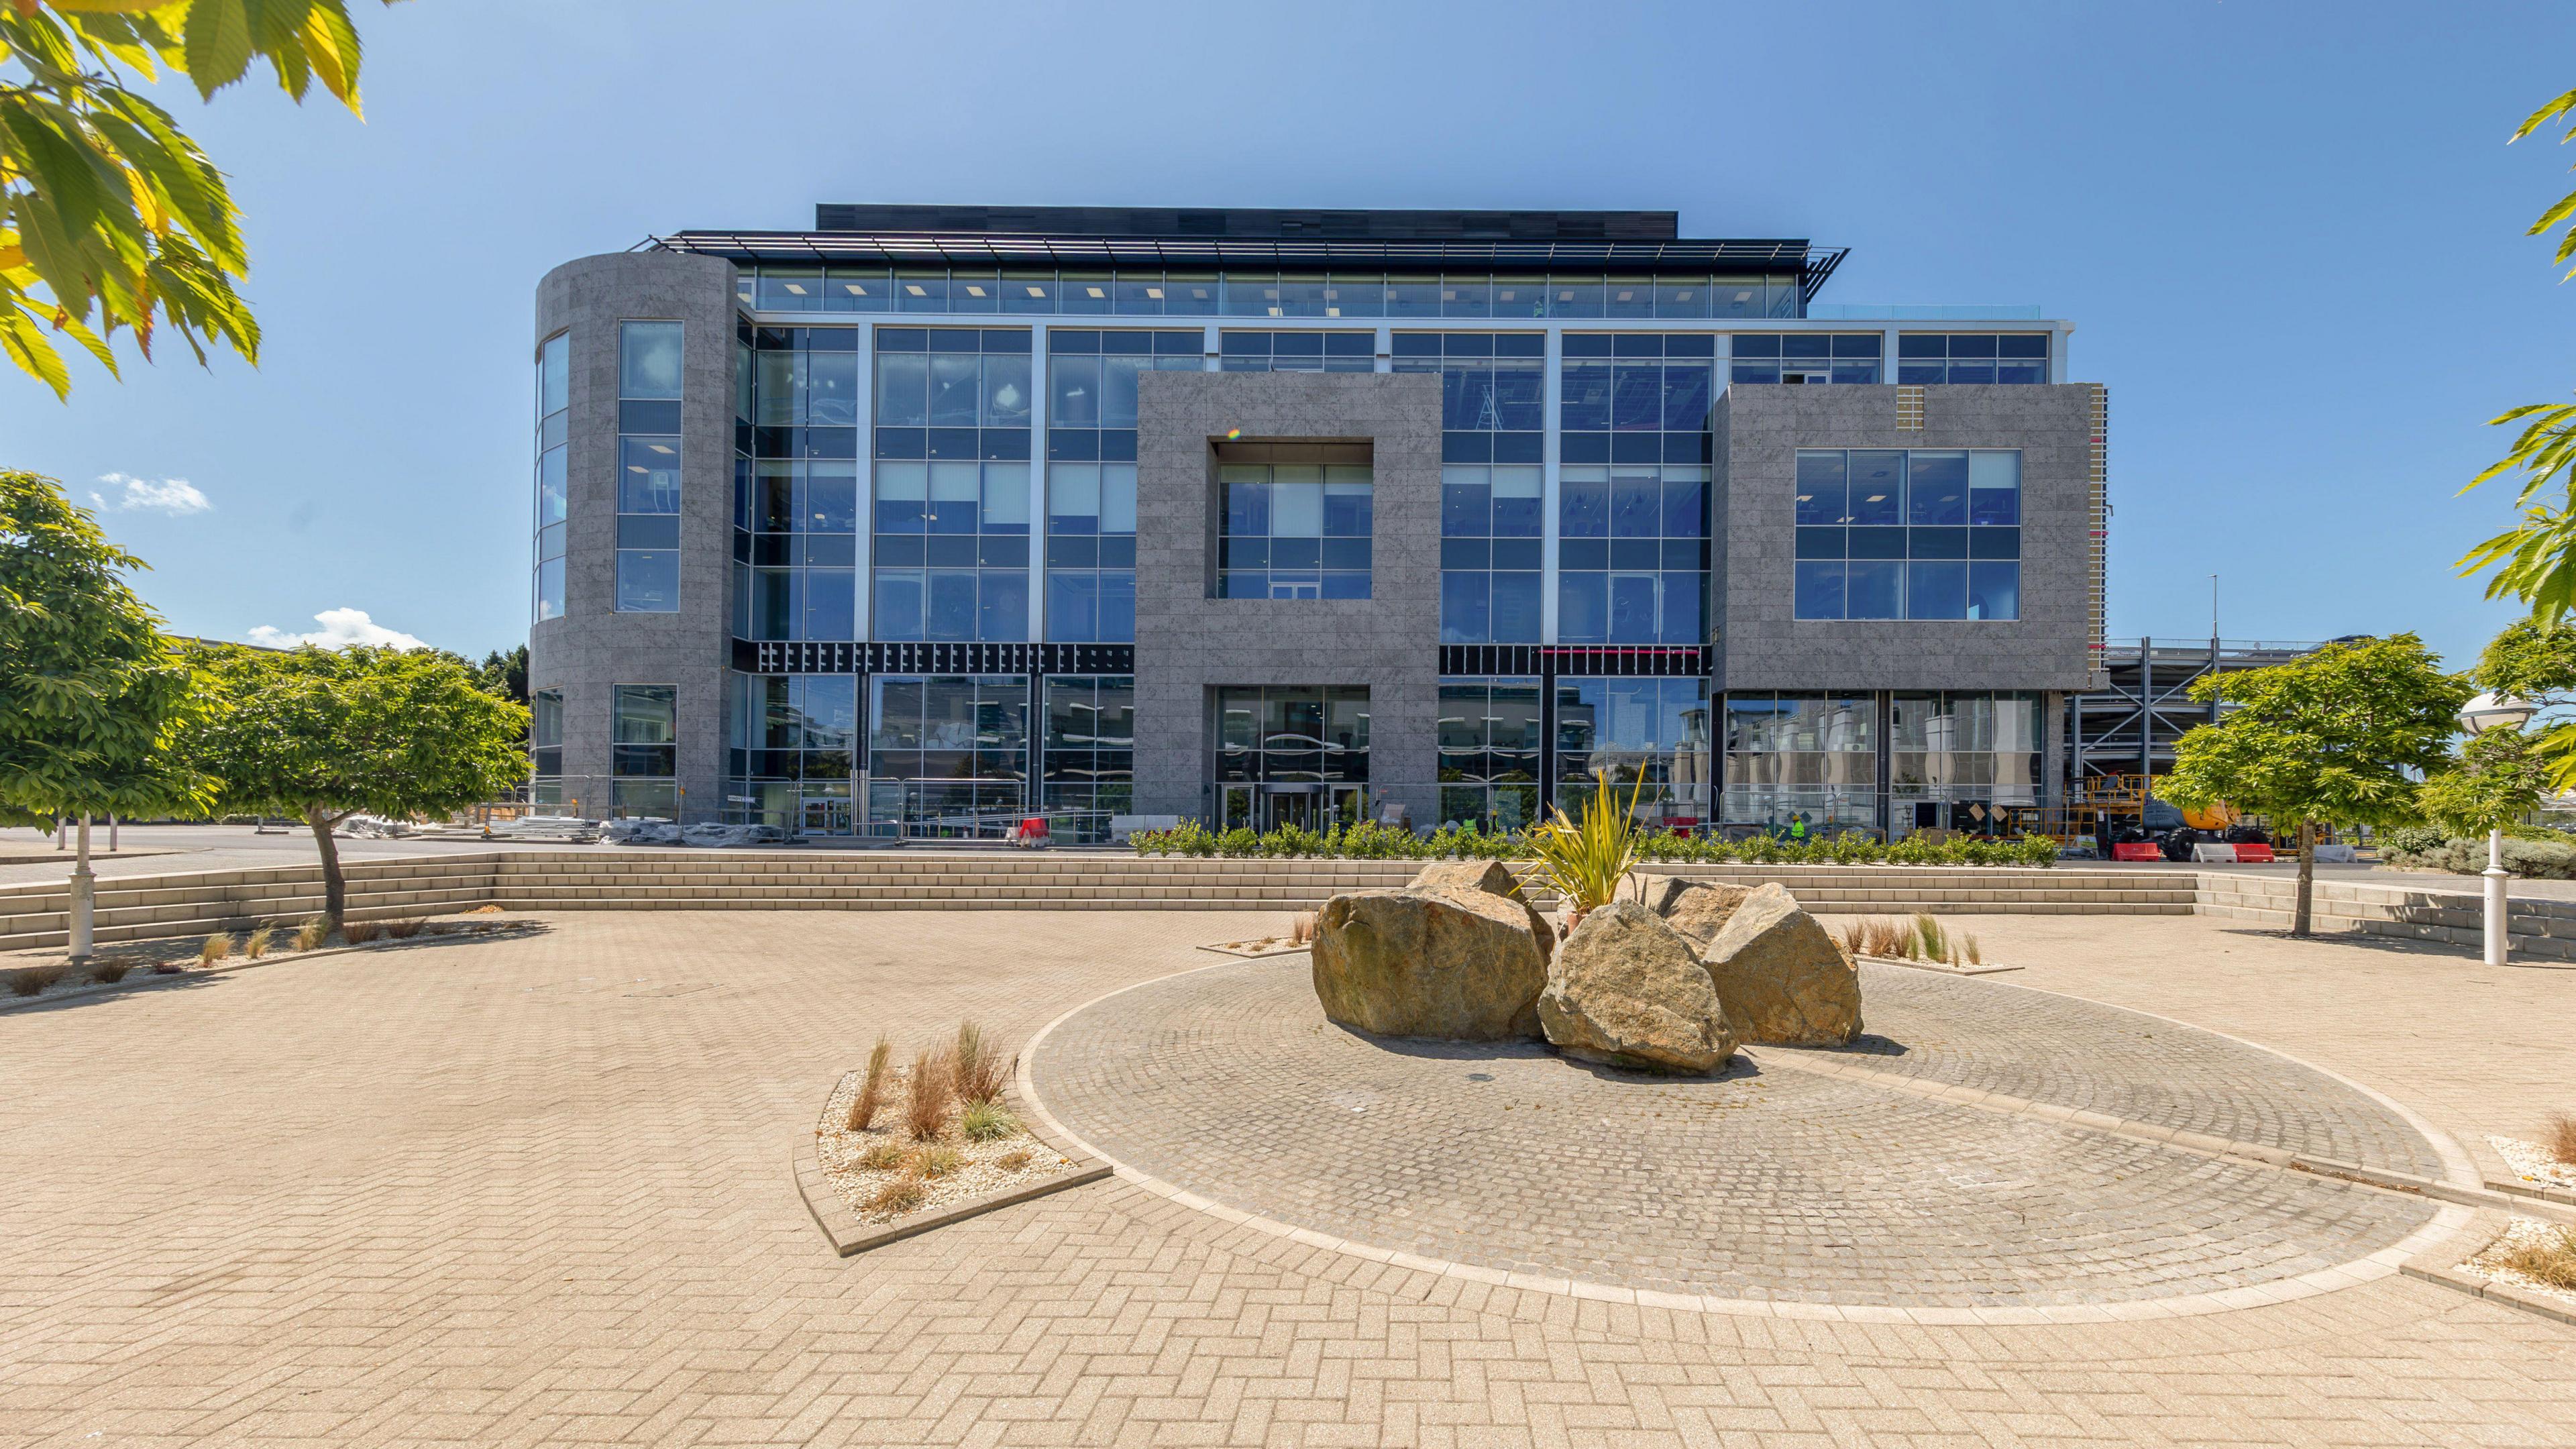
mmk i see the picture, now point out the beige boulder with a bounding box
[1311,888,1547,1040]
[1631,873,1752,951]
[1537,900,1737,1074]
[1699,883,1864,1046]
[1408,859,1554,964]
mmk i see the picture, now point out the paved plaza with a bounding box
[3,908,2573,1446]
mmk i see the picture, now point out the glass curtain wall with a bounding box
[1552,678,1711,829]
[1217,461,1373,598]
[1557,335,1711,644]
[534,333,568,621]
[1794,449,2021,622]
[1436,677,1543,832]
[1045,330,1195,641]
[614,322,684,612]
[610,684,678,818]
[1218,331,1375,372]
[1040,675,1136,842]
[741,326,861,640]
[865,675,1030,836]
[724,674,858,831]
[1729,334,1883,384]
[1896,333,2050,384]
[1721,692,1878,836]
[530,688,564,809]
[1393,332,1543,643]
[871,328,1032,641]
[1889,690,2043,837]
[743,267,1807,321]
[1213,686,1371,830]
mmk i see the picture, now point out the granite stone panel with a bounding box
[528,251,741,820]
[1132,372,1444,820]
[1715,384,2100,694]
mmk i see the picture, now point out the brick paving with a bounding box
[1028,959,2440,1309]
[0,908,2571,1447]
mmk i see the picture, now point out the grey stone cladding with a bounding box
[1130,371,1444,822]
[1714,383,2101,694]
[528,251,741,819]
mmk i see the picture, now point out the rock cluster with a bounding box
[1309,863,1863,1071]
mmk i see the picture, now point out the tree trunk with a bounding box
[307,806,346,930]
[2293,818,2315,938]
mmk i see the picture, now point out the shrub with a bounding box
[382,918,425,940]
[959,1100,1020,1142]
[241,925,274,960]
[292,917,330,951]
[8,964,65,996]
[1128,814,2061,865]
[90,960,132,983]
[2382,832,2576,879]
[864,1175,927,1215]
[198,932,233,965]
[2378,824,2446,858]
[849,1034,894,1131]
[910,1144,964,1179]
[343,920,384,945]
[953,1021,1009,1106]
[904,1046,955,1141]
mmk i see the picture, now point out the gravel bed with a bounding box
[2489,1134,2576,1191]
[817,1068,1078,1224]
[2461,1216,2576,1308]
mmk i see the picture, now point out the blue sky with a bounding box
[9,0,2575,667]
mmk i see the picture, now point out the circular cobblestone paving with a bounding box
[1026,959,2449,1310]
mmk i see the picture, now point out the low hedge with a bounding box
[1128,821,2062,867]
[2380,830,2576,879]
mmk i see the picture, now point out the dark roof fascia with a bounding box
[651,232,1851,301]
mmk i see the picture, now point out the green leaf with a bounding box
[181,0,256,98]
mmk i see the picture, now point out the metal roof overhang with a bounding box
[648,231,1850,301]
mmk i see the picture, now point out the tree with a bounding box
[1,470,205,957]
[2417,728,2550,839]
[184,644,528,928]
[2156,635,2471,936]
[472,644,527,709]
[2460,86,2576,623]
[2,1,388,398]
[2463,616,2576,790]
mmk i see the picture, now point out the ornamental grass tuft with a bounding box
[864,1175,926,1216]
[2548,1112,2576,1168]
[2500,1224,2576,1291]
[197,932,233,965]
[959,1100,1019,1142]
[241,925,274,960]
[292,917,330,951]
[905,1046,955,1142]
[953,1021,1010,1106]
[848,1034,894,1131]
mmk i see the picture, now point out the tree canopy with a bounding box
[2,0,387,398]
[185,643,527,922]
[0,468,203,826]
[2157,634,2470,934]
[2459,85,2576,624]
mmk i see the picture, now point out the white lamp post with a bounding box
[2459,692,2538,966]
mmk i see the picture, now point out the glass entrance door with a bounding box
[1261,784,1322,832]
[802,795,852,836]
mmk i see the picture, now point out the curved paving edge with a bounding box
[794,1071,1111,1258]
[1015,960,2480,1325]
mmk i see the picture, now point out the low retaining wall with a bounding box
[2196,873,2576,963]
[6,849,2544,957]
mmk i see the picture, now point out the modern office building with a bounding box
[527,206,2106,841]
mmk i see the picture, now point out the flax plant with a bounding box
[1517,771,1646,930]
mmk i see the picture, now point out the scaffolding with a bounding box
[2066,637,2322,796]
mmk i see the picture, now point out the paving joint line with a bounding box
[1014,958,2481,1326]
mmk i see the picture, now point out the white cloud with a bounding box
[247,608,429,651]
[91,472,213,516]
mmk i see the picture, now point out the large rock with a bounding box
[1631,873,1752,951]
[1409,859,1554,964]
[1536,900,1737,1074]
[1699,883,1864,1046]
[1311,888,1546,1040]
